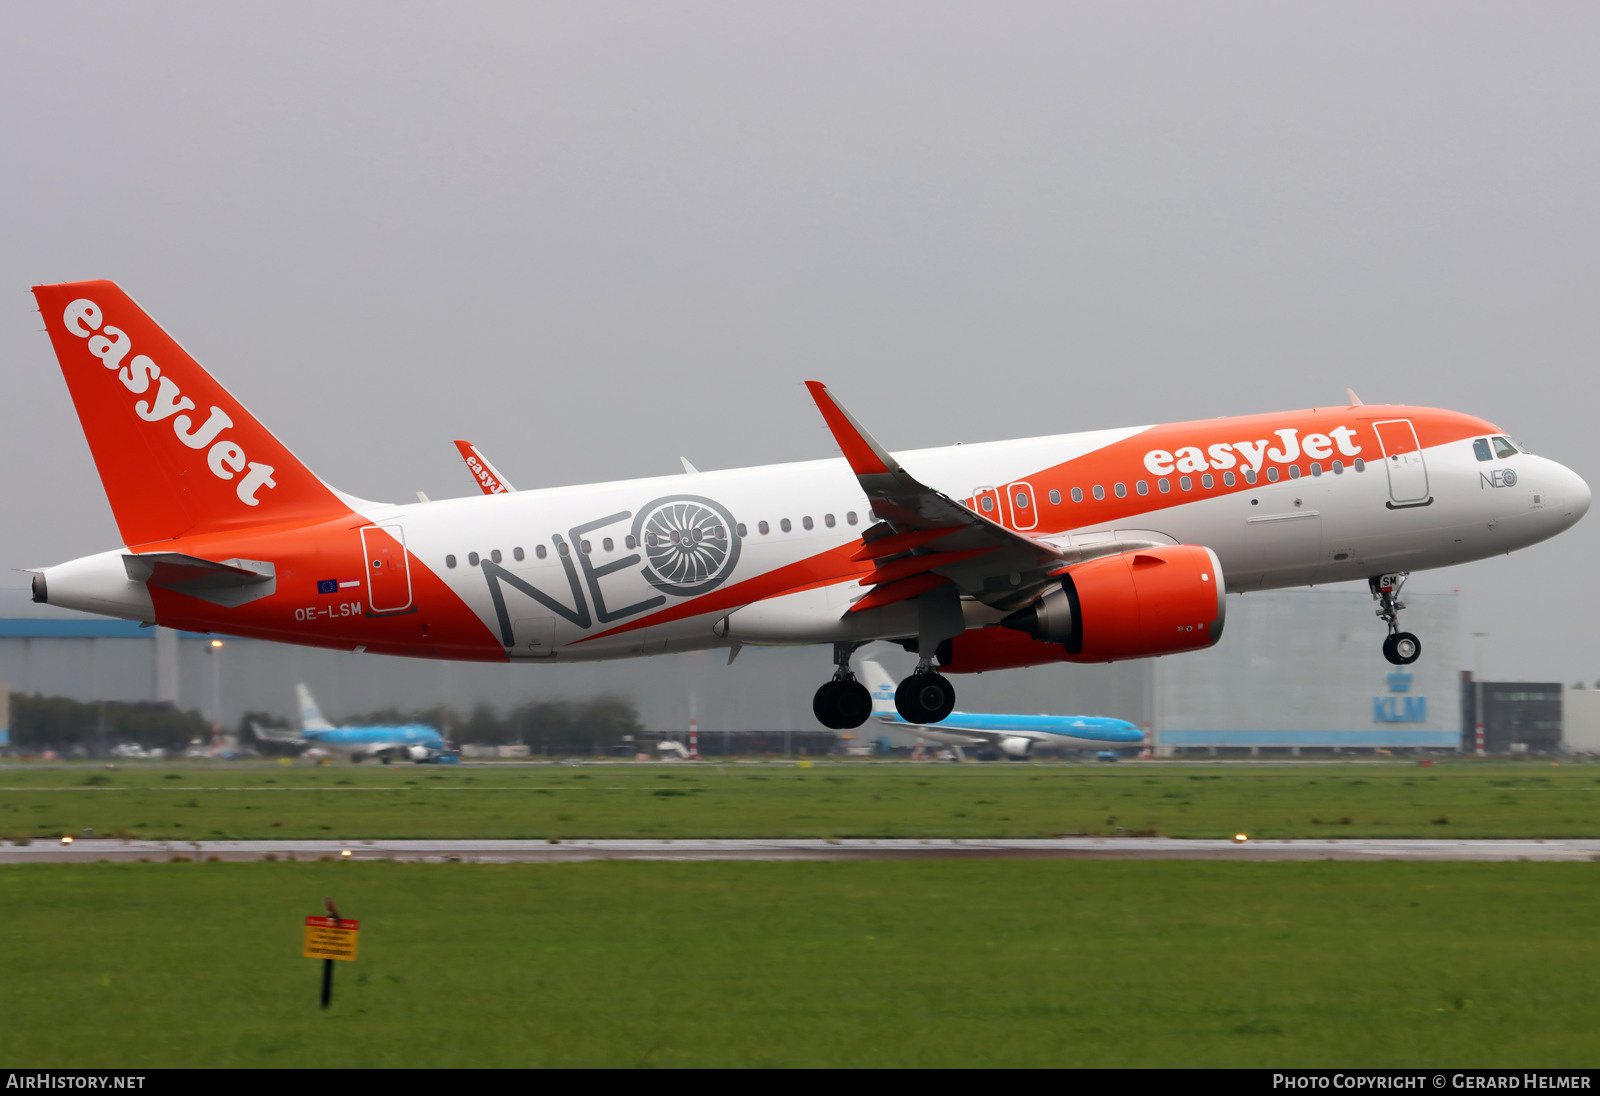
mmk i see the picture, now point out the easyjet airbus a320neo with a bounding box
[27,281,1590,729]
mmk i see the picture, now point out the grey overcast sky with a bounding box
[2,2,1596,684]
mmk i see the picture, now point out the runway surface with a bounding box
[5,837,1599,863]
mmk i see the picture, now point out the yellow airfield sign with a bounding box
[303,916,360,961]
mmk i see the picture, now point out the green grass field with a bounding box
[2,859,1596,1068]
[4,760,1598,841]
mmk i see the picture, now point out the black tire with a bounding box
[834,680,872,728]
[895,672,956,724]
[1383,632,1422,665]
[812,681,843,729]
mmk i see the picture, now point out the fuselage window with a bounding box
[1309,463,1321,477]
[1136,481,1148,496]
[602,537,614,552]
[1493,436,1518,459]
[1158,478,1171,493]
[536,545,548,560]
[824,514,836,528]
[1201,474,1214,489]
[556,542,570,558]
[1015,491,1029,509]
[1092,485,1105,500]
[1244,468,1257,485]
[758,521,770,535]
[1070,487,1083,503]
[846,512,858,526]
[1331,461,1343,475]
[1267,467,1280,482]
[513,547,525,561]
[490,549,502,564]
[1473,438,1493,462]
[580,541,592,554]
[1288,465,1301,480]
[468,552,480,566]
[733,525,745,539]
[1049,489,1061,505]
[626,535,639,549]
[781,518,792,533]
[1353,458,1365,472]
[669,531,681,545]
[1222,471,1235,487]
[980,497,994,512]
[802,516,814,531]
[445,554,457,569]
[1180,476,1192,491]
[1114,483,1127,498]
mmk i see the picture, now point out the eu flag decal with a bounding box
[317,579,338,595]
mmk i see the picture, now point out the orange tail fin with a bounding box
[32,280,352,547]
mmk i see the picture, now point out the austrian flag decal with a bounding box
[317,578,361,595]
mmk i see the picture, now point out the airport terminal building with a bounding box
[0,588,1575,755]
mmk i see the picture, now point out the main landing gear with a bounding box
[895,661,956,725]
[811,645,960,728]
[813,643,872,730]
[1370,572,1421,666]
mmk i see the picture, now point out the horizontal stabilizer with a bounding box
[123,552,276,607]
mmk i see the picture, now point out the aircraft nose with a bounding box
[1552,460,1591,527]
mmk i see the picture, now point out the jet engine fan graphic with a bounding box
[632,496,742,596]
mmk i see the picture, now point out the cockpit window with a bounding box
[1492,436,1518,459]
[1473,438,1492,462]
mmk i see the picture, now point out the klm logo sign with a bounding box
[1373,670,1426,724]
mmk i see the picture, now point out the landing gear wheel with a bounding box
[832,680,871,728]
[895,672,956,725]
[812,680,872,729]
[1383,632,1421,666]
[812,681,843,729]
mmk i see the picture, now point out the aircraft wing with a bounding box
[454,440,517,494]
[870,714,1049,746]
[806,382,1152,613]
[249,722,306,745]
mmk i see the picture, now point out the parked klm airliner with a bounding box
[859,660,1142,759]
[251,684,452,763]
[26,281,1590,730]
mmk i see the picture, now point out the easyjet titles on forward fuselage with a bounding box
[1143,425,1364,478]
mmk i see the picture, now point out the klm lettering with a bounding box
[1373,696,1427,723]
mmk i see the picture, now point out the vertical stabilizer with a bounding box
[858,661,899,716]
[32,280,353,547]
[296,684,334,733]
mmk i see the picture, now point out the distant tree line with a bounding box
[8,694,211,754]
[4,692,643,757]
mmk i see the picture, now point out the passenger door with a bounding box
[1373,419,1431,507]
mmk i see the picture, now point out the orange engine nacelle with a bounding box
[942,544,1226,672]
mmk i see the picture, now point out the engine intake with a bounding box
[999,736,1033,759]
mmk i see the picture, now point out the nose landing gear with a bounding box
[1370,572,1421,665]
[812,642,872,730]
